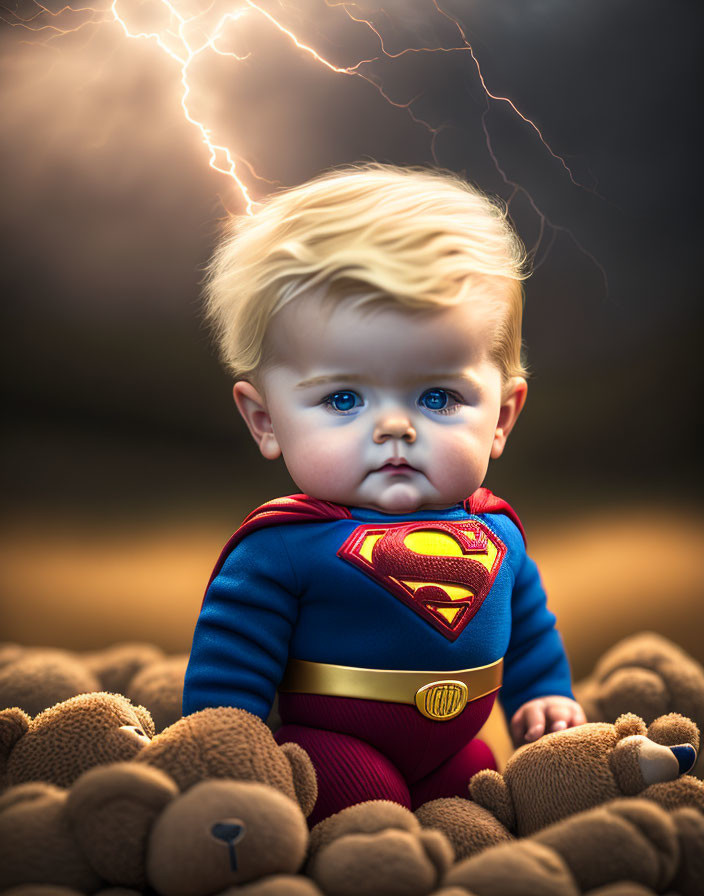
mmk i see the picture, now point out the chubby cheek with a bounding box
[430,433,488,495]
[281,426,359,497]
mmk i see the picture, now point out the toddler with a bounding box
[183,164,585,825]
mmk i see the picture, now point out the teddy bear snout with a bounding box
[210,818,246,871]
[118,723,150,742]
[636,738,697,785]
[612,734,697,796]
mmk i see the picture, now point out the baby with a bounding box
[183,164,585,825]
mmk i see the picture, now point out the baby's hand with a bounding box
[509,696,586,747]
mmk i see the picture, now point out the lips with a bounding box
[376,459,417,474]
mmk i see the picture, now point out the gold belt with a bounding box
[278,656,503,721]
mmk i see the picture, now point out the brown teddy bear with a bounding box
[443,797,693,896]
[84,643,190,734]
[0,693,155,790]
[134,706,317,818]
[67,763,311,895]
[0,642,183,736]
[416,712,700,859]
[0,779,103,893]
[0,647,101,717]
[442,837,579,896]
[669,805,704,896]
[574,631,704,778]
[0,761,315,896]
[305,800,454,896]
[82,643,166,696]
[125,655,188,734]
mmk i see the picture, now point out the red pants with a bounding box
[275,690,496,826]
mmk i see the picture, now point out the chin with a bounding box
[375,485,425,515]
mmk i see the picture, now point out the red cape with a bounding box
[203,489,525,605]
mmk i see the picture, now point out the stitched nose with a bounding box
[211,820,246,871]
[670,744,697,775]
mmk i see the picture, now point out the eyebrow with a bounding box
[295,372,483,390]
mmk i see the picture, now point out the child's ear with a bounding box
[233,381,281,460]
[491,377,528,460]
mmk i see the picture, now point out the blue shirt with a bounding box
[183,502,574,722]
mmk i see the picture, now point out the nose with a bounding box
[211,819,246,871]
[373,412,416,444]
[670,743,697,775]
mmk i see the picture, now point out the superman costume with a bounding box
[183,490,574,824]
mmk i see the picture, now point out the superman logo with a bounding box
[337,521,506,641]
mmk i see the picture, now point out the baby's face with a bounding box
[236,293,526,514]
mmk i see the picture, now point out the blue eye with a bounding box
[420,389,449,410]
[325,391,362,413]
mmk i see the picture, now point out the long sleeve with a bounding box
[499,549,574,721]
[182,527,300,720]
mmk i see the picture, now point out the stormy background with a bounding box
[2,0,702,731]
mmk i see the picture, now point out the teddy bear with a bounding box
[81,643,166,697]
[0,761,317,896]
[669,805,704,896]
[441,837,580,896]
[442,797,696,896]
[134,706,317,818]
[0,692,155,790]
[416,712,701,860]
[573,631,704,778]
[125,655,188,734]
[0,647,101,717]
[67,762,311,894]
[0,779,103,893]
[304,799,454,896]
[0,642,182,735]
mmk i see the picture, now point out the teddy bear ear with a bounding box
[614,713,648,739]
[66,761,179,890]
[647,713,700,753]
[0,707,31,782]
[278,741,318,819]
[468,769,516,833]
[131,702,156,739]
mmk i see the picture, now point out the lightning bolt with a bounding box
[1,0,607,287]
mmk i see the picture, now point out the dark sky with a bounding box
[2,0,702,518]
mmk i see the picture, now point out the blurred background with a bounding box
[2,0,702,705]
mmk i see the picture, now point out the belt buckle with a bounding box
[415,679,468,721]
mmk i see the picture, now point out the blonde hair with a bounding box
[203,163,530,382]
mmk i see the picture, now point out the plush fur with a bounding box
[82,643,166,696]
[0,642,186,740]
[135,706,317,817]
[444,797,700,896]
[0,693,154,790]
[574,632,704,778]
[416,712,701,859]
[126,655,188,734]
[0,781,102,893]
[306,800,453,896]
[0,762,311,896]
[0,649,100,717]
[3,633,704,895]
